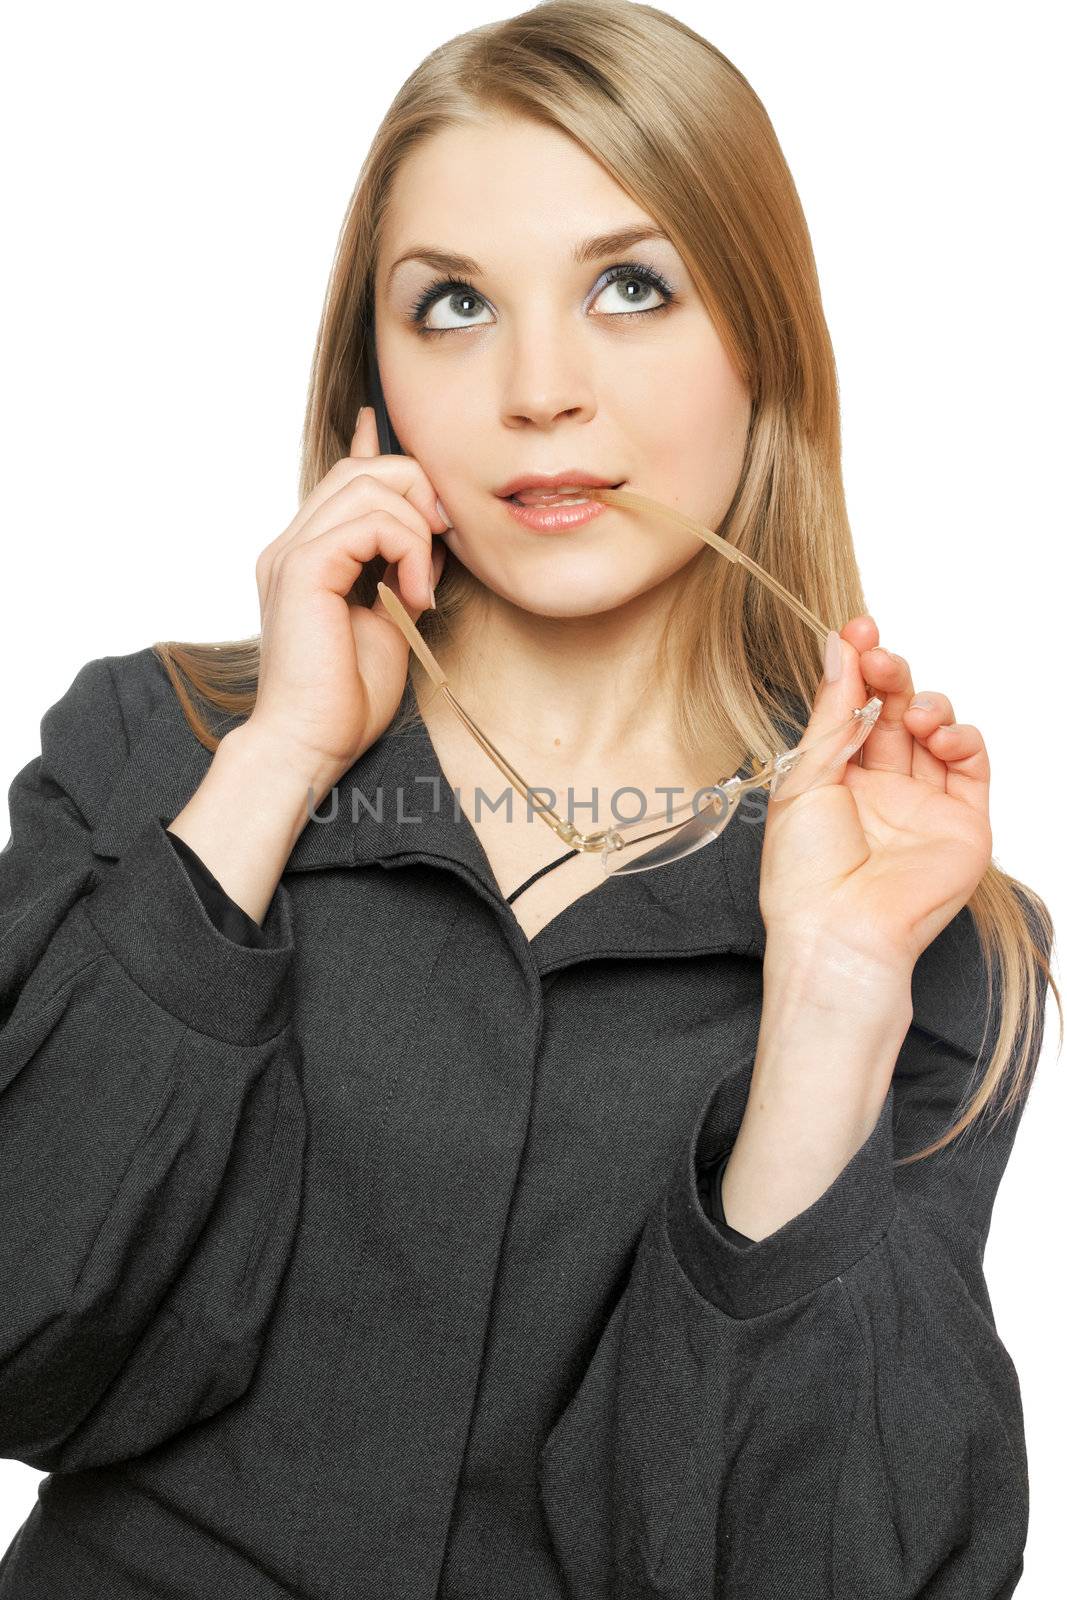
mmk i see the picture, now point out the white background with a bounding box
[1,1,1063,1592]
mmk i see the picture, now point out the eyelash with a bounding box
[405,261,676,337]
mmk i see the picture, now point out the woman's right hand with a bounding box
[246,405,451,796]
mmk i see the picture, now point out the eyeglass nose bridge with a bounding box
[663,776,745,845]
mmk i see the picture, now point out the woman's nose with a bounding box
[498,323,598,428]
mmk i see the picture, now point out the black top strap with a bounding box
[506,847,581,903]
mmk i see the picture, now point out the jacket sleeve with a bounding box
[698,1145,755,1246]
[166,828,269,948]
[536,942,1047,1600]
[0,657,306,1474]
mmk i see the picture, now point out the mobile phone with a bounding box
[365,321,405,457]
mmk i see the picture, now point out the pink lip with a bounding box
[501,496,611,533]
[495,469,623,497]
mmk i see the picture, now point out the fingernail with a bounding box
[356,405,366,424]
[909,694,935,710]
[428,583,437,610]
[823,629,842,683]
[435,497,453,528]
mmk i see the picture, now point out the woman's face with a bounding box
[373,113,752,619]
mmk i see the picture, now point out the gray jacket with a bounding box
[0,646,1046,1598]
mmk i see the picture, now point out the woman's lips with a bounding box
[509,488,592,505]
[500,482,621,532]
[501,493,611,532]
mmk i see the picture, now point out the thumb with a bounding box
[774,630,881,801]
[816,627,868,718]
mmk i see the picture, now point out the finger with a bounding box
[372,556,403,615]
[348,401,447,534]
[285,511,434,615]
[259,476,432,609]
[351,403,380,460]
[372,540,445,620]
[854,646,917,774]
[260,407,448,603]
[901,690,956,788]
[265,469,442,616]
[779,627,874,799]
[838,613,880,658]
[289,406,382,542]
[836,615,880,765]
[267,417,381,558]
[431,538,447,590]
[913,720,990,815]
[275,406,398,562]
[809,628,861,720]
[288,473,431,551]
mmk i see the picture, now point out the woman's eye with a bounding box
[407,263,675,336]
[417,285,494,334]
[589,266,673,317]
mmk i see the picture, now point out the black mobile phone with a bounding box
[365,321,404,457]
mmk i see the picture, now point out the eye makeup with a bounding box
[404,260,677,337]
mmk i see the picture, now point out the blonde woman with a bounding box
[0,3,1056,1597]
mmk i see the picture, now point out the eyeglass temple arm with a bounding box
[584,485,832,643]
[376,477,868,840]
[375,582,574,839]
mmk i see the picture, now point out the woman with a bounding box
[0,2,1057,1596]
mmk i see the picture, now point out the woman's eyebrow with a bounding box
[385,225,674,288]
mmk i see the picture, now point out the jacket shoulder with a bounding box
[37,646,182,827]
[101,643,180,727]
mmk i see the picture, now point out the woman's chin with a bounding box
[440,537,662,617]
[510,575,651,619]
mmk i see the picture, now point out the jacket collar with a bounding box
[90,673,990,1057]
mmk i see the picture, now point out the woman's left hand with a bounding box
[757,614,993,985]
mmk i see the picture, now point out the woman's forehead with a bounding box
[377,117,660,270]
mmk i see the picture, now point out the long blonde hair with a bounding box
[153,0,1059,1162]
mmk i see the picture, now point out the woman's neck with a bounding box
[423,582,689,776]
